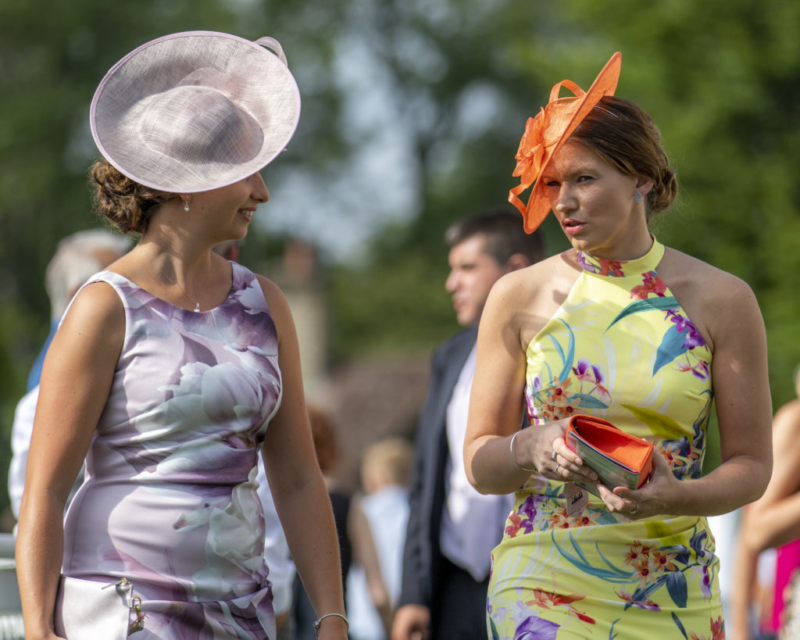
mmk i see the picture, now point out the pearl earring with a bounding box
[183,198,190,212]
[634,191,643,203]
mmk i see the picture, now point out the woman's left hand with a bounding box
[596,450,683,520]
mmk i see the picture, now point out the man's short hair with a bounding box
[444,208,545,266]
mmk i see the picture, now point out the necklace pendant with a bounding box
[194,302,201,312]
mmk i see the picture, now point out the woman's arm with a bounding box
[613,277,773,518]
[348,496,392,636]
[16,283,124,640]
[741,402,800,550]
[464,272,596,495]
[258,277,348,640]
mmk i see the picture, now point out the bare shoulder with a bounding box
[254,274,294,335]
[658,247,761,350]
[493,251,578,299]
[488,251,581,348]
[61,280,125,337]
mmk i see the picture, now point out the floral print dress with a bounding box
[488,239,724,640]
[60,263,282,639]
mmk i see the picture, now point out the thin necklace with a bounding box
[146,257,212,312]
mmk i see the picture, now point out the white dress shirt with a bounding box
[439,345,514,581]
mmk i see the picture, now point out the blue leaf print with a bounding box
[559,320,575,382]
[665,571,688,608]
[490,616,501,640]
[608,619,620,640]
[652,325,690,376]
[549,319,576,382]
[606,296,679,331]
[671,612,688,639]
[553,533,634,582]
[629,575,666,605]
[570,393,609,409]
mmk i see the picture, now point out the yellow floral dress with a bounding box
[488,239,724,640]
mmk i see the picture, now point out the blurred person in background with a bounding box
[15,31,348,640]
[393,209,545,640]
[347,437,414,640]
[25,229,131,392]
[9,229,130,519]
[464,52,771,638]
[294,405,390,640]
[732,368,800,639]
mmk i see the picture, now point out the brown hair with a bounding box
[444,208,546,265]
[571,96,679,217]
[90,159,177,234]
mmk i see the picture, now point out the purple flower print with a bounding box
[513,615,559,640]
[665,311,706,349]
[572,359,593,382]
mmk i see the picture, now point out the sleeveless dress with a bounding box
[60,262,283,639]
[488,239,724,640]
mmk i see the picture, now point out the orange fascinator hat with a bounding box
[509,52,622,233]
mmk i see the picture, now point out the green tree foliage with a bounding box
[1,0,798,512]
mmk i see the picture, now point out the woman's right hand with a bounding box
[517,419,599,485]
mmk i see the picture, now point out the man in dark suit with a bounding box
[392,210,545,640]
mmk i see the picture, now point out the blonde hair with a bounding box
[361,437,413,493]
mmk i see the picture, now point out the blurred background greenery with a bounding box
[1,0,799,515]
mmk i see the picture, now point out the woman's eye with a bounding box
[577,175,594,182]
[544,180,559,188]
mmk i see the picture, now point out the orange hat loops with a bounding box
[509,52,622,233]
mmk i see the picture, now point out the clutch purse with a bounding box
[565,414,654,492]
[53,575,144,639]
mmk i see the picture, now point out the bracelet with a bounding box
[314,612,349,638]
[510,430,536,473]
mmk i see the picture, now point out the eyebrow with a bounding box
[541,166,597,181]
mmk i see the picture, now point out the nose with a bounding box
[250,172,269,203]
[445,269,458,293]
[553,184,576,214]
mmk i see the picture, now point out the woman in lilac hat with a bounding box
[16,32,348,640]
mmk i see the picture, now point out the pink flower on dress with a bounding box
[630,271,667,300]
[615,588,661,612]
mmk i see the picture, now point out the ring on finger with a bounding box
[551,450,558,462]
[629,503,639,515]
[555,463,562,475]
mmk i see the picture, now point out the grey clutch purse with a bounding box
[53,575,144,639]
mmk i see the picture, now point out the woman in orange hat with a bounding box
[464,53,772,638]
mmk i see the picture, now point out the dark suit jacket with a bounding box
[398,326,479,611]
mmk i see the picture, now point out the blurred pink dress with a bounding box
[772,539,800,633]
[59,263,282,639]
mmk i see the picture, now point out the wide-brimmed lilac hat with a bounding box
[90,31,301,194]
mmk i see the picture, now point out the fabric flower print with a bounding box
[665,310,706,349]
[630,271,666,300]
[615,588,660,612]
[512,615,560,640]
[526,590,596,625]
[623,540,651,567]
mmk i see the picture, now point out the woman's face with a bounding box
[190,172,269,240]
[542,140,651,260]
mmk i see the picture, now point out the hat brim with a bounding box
[90,31,301,194]
[520,52,622,233]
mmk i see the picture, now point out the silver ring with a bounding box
[629,503,639,515]
[555,463,562,475]
[551,450,558,461]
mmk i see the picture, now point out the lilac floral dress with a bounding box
[60,263,282,639]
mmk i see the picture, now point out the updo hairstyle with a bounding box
[90,159,177,234]
[571,96,679,217]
